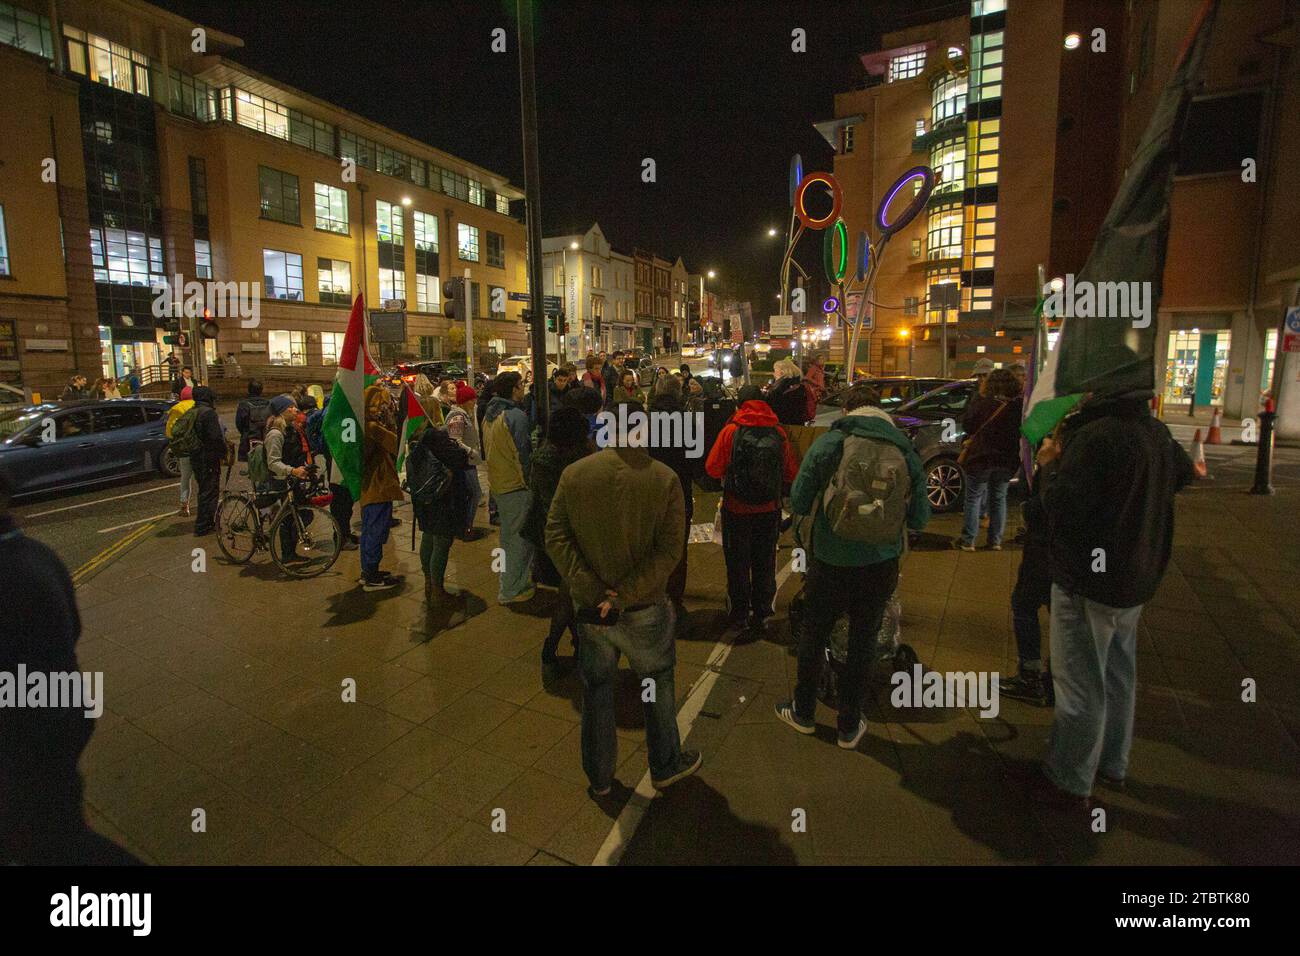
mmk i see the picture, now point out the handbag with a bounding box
[957,400,1009,467]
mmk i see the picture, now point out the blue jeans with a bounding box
[360,501,393,576]
[961,467,1012,546]
[463,467,482,532]
[494,488,535,601]
[577,600,683,789]
[1044,584,1142,796]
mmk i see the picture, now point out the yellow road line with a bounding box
[71,519,160,585]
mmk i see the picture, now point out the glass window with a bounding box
[927,203,963,261]
[468,179,484,207]
[68,30,150,95]
[314,182,348,233]
[268,329,306,366]
[414,211,438,252]
[418,335,441,360]
[54,410,94,439]
[321,331,345,366]
[263,249,304,300]
[966,117,1000,187]
[195,239,212,279]
[416,274,440,312]
[236,89,289,140]
[487,231,504,268]
[1262,329,1279,392]
[90,227,163,286]
[495,194,511,215]
[92,406,144,432]
[379,267,405,303]
[376,200,404,245]
[317,257,351,304]
[258,166,299,224]
[931,73,968,125]
[969,30,1004,103]
[458,224,479,262]
[888,50,925,82]
[1,3,54,59]
[0,205,9,276]
[930,135,966,195]
[962,202,997,271]
[441,169,469,202]
[169,69,213,121]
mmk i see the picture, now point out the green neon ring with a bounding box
[823,218,848,284]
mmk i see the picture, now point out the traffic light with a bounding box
[444,277,466,320]
[546,313,555,333]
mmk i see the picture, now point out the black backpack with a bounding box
[725,425,783,505]
[402,430,453,523]
[244,397,271,442]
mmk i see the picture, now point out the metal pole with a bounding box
[518,0,549,432]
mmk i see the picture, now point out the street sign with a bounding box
[543,295,562,311]
[769,314,793,336]
[508,291,531,302]
[369,310,407,344]
[1284,308,1300,354]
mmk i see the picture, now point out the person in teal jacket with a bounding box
[776,382,930,749]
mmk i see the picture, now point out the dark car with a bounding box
[394,360,487,390]
[0,398,178,499]
[891,380,980,512]
[820,376,955,415]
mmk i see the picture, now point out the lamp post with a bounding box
[899,327,913,376]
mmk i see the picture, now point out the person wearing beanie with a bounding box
[444,382,485,540]
[263,394,313,560]
[166,386,197,516]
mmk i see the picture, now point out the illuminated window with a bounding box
[268,329,306,366]
[0,205,10,276]
[458,223,479,262]
[969,31,1004,103]
[931,73,967,125]
[927,203,963,261]
[321,331,345,366]
[236,89,289,140]
[263,249,303,300]
[416,274,440,311]
[888,50,926,82]
[376,200,404,245]
[925,265,961,324]
[379,266,405,302]
[195,239,212,279]
[314,183,348,234]
[64,27,149,95]
[930,135,966,195]
[966,118,1001,187]
[414,211,438,252]
[317,258,351,305]
[495,194,511,215]
[962,203,997,271]
[971,0,1007,15]
[89,227,163,286]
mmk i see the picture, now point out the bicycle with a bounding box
[214,468,343,577]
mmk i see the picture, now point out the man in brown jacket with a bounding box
[545,436,701,799]
[360,384,403,591]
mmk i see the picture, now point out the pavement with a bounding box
[37,437,1300,866]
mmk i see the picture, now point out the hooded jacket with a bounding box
[190,386,226,464]
[767,374,810,426]
[1043,395,1193,608]
[705,399,799,514]
[361,384,402,505]
[789,406,930,566]
[483,395,531,495]
[648,391,695,523]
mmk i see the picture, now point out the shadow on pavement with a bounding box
[618,776,800,866]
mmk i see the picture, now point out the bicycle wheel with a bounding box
[215,494,260,564]
[269,504,342,578]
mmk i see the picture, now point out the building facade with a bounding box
[0,0,528,398]
[817,0,1296,419]
[540,223,635,359]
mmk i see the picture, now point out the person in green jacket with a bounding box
[611,368,646,407]
[775,382,930,749]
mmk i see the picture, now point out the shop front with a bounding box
[1162,326,1231,409]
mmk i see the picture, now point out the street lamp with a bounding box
[898,327,914,376]
[767,228,778,237]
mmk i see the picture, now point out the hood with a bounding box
[1070,392,1152,430]
[192,385,215,406]
[363,384,389,423]
[731,399,780,427]
[831,406,913,454]
[484,395,517,424]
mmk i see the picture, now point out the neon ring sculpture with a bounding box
[794,171,843,230]
[875,165,934,238]
[822,296,841,314]
[823,217,848,284]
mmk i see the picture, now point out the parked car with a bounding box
[818,376,955,417]
[496,354,558,383]
[892,380,980,513]
[0,398,178,499]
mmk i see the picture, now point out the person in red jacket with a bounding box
[705,387,799,631]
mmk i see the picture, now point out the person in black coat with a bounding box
[190,386,226,536]
[954,369,1023,550]
[765,362,810,426]
[647,379,695,613]
[235,379,271,462]
[415,425,470,601]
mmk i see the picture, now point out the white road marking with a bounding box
[97,511,178,534]
[592,557,797,866]
[25,482,179,518]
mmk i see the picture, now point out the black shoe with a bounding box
[363,572,400,592]
[746,613,770,634]
[1001,671,1049,706]
[651,750,702,790]
[461,528,486,541]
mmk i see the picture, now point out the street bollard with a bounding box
[1250,410,1276,496]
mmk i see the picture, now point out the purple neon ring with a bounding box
[876,165,935,236]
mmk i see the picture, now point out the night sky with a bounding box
[153,0,962,315]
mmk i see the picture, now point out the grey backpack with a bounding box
[820,434,910,545]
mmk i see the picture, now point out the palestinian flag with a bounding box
[322,294,380,499]
[1022,0,1217,445]
[395,385,428,473]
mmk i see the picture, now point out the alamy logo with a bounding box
[152,275,262,328]
[0,666,102,717]
[594,404,706,459]
[1043,273,1153,329]
[50,886,151,936]
[890,665,1000,719]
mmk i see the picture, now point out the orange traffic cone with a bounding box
[1206,406,1223,445]
[1191,429,1209,479]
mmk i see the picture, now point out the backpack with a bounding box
[247,439,271,485]
[402,432,453,519]
[243,396,271,443]
[168,406,202,457]
[820,433,910,545]
[724,425,784,505]
[305,408,327,455]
